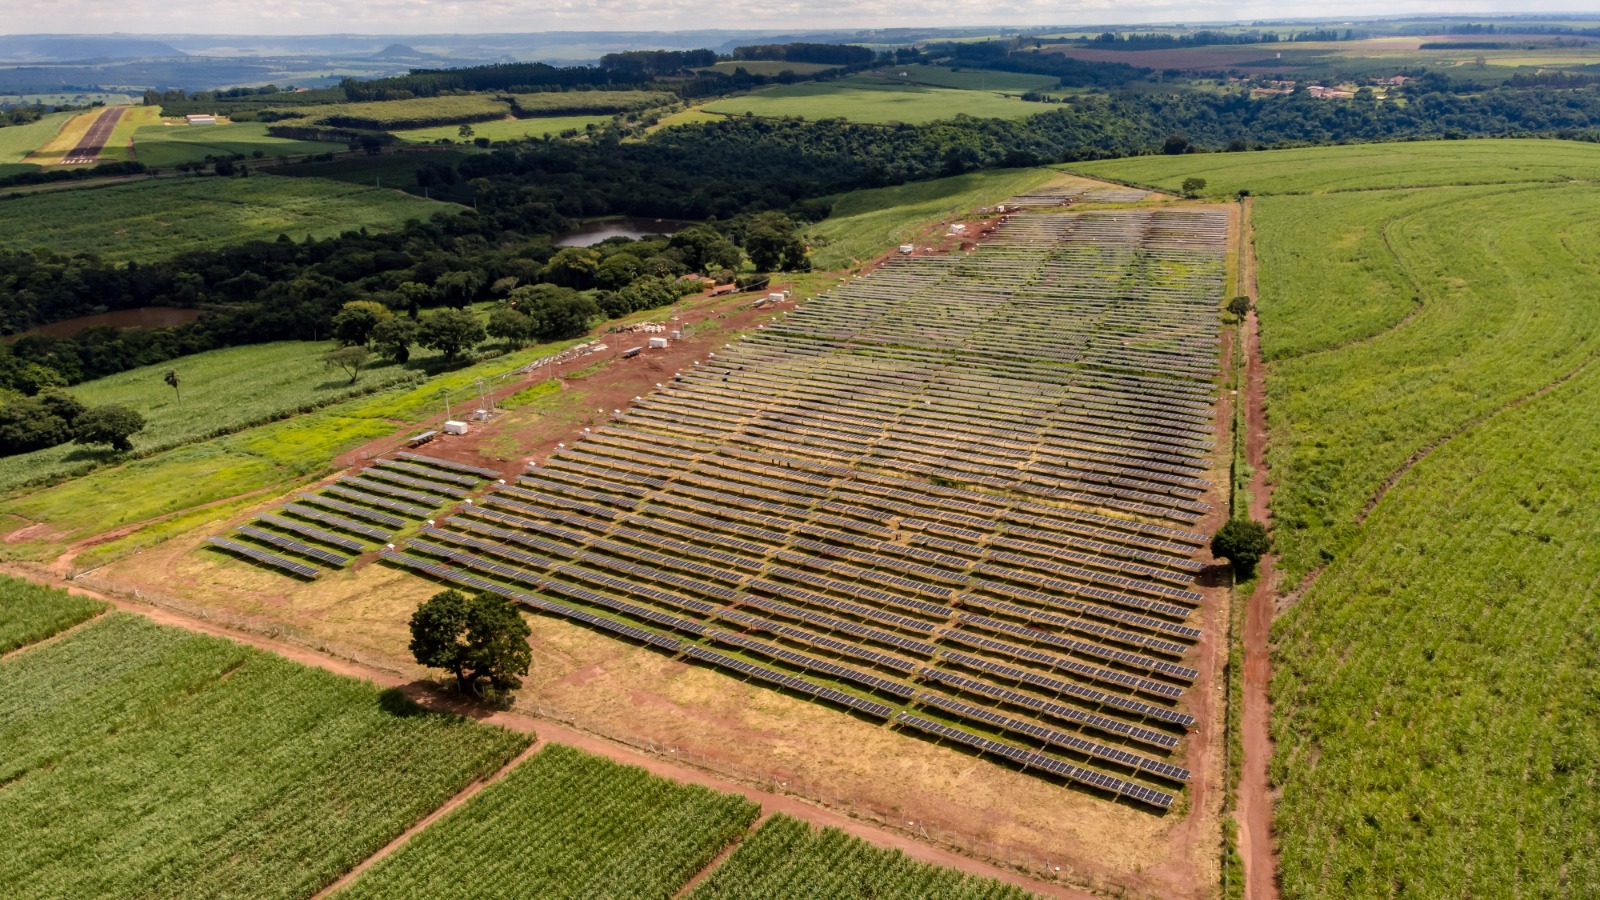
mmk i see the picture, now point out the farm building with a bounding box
[185,114,218,124]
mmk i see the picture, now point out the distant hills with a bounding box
[0,36,186,61]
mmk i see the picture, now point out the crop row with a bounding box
[0,613,530,899]
[0,574,104,653]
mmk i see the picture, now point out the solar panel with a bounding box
[708,630,915,698]
[916,666,1177,750]
[915,692,1190,783]
[297,493,407,529]
[257,514,365,554]
[340,476,449,508]
[364,468,471,498]
[892,712,1173,808]
[321,485,430,519]
[281,503,391,541]
[680,645,895,719]
[236,525,350,567]
[207,536,319,579]
[374,459,480,487]
[395,452,500,479]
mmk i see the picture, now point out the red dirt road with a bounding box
[8,568,1092,900]
[1236,196,1280,900]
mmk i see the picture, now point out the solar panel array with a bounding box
[207,453,493,579]
[388,207,1227,810]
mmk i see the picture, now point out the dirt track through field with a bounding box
[6,568,1092,900]
[1235,198,1281,900]
[61,107,123,165]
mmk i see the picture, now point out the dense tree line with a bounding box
[731,43,875,67]
[931,42,1150,89]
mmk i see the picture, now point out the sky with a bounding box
[1,0,1593,36]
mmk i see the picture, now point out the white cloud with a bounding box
[1,0,1592,37]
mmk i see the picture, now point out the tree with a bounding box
[543,247,602,289]
[0,389,84,456]
[1181,176,1207,198]
[417,308,486,361]
[510,284,599,341]
[744,212,809,272]
[163,369,180,405]
[1227,295,1252,317]
[434,270,486,309]
[323,345,370,384]
[408,589,532,695]
[1211,518,1272,576]
[457,124,475,139]
[372,315,419,363]
[72,405,146,453]
[331,300,391,347]
[1162,134,1191,155]
[486,305,535,349]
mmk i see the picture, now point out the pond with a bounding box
[6,306,204,341]
[553,217,694,248]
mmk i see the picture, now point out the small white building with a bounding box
[185,114,217,125]
[899,244,915,255]
[648,337,669,349]
[443,420,469,435]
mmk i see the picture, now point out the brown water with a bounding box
[554,217,693,247]
[7,307,204,341]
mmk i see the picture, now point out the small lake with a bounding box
[554,217,694,247]
[6,306,204,341]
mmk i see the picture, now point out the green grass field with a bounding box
[271,95,512,129]
[0,610,530,898]
[0,574,105,653]
[702,79,1043,125]
[0,111,73,168]
[337,744,759,899]
[1064,138,1600,196]
[130,121,348,167]
[0,341,426,495]
[394,114,614,144]
[879,65,1061,94]
[808,168,1060,269]
[687,814,1032,899]
[0,174,441,262]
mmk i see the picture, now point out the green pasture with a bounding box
[0,574,105,653]
[879,65,1061,94]
[394,114,613,144]
[272,94,511,129]
[509,90,674,116]
[0,609,530,898]
[0,174,440,262]
[130,121,347,167]
[337,744,759,899]
[808,167,1059,269]
[0,111,72,166]
[702,79,1043,125]
[1063,138,1600,196]
[0,341,425,495]
[688,814,1032,899]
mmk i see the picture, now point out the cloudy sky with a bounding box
[0,0,1584,36]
